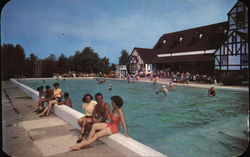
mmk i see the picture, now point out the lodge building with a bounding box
[128,0,248,76]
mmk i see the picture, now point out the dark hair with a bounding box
[111,96,123,108]
[45,85,50,89]
[37,86,44,91]
[95,92,103,98]
[53,83,60,87]
[64,92,69,98]
[82,94,93,102]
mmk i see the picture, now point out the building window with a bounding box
[235,11,245,28]
[242,54,248,65]
[130,64,137,71]
[232,35,237,42]
[221,56,228,65]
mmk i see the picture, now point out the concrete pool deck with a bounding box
[2,81,125,157]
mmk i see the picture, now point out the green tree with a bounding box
[119,49,130,65]
[42,54,57,77]
[25,53,39,77]
[57,54,69,73]
[1,44,26,80]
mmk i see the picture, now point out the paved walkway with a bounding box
[2,81,125,157]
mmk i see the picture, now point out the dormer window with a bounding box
[179,37,183,42]
[199,33,203,39]
[224,29,227,34]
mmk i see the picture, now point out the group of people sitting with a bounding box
[34,81,129,151]
[71,92,130,150]
[34,82,72,116]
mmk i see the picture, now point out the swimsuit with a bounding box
[107,114,120,134]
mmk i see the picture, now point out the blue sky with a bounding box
[2,0,236,63]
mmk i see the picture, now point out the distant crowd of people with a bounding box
[123,71,217,85]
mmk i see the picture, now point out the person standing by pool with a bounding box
[40,83,63,116]
[57,92,72,108]
[156,85,168,95]
[77,94,97,143]
[70,95,130,151]
[208,86,216,96]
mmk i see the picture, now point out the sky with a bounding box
[1,0,237,63]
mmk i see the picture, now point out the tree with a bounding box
[57,54,69,73]
[1,44,26,80]
[119,49,130,65]
[42,54,57,77]
[25,53,39,77]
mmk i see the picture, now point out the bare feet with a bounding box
[70,145,81,151]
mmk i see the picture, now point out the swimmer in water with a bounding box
[168,81,174,89]
[208,86,216,96]
[108,83,112,91]
[156,85,168,95]
[42,80,45,84]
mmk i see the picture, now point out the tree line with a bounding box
[1,43,130,80]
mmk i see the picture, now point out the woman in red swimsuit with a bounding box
[70,95,130,151]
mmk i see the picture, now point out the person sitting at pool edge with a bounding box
[208,86,216,96]
[77,94,97,143]
[34,86,45,112]
[70,95,130,151]
[34,85,53,113]
[40,83,63,116]
[57,92,72,108]
[91,92,111,123]
[77,92,111,143]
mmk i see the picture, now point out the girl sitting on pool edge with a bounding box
[70,95,131,151]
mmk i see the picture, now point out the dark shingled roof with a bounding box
[133,47,157,64]
[153,22,228,54]
[130,22,229,64]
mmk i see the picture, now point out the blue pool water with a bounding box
[20,78,249,157]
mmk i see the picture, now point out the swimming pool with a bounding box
[20,78,249,157]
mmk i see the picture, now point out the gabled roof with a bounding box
[132,47,157,64]
[153,22,228,54]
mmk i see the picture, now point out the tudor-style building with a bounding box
[128,0,248,75]
[214,1,248,71]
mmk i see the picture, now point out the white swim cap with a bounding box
[163,85,166,88]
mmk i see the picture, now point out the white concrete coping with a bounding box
[10,79,166,157]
